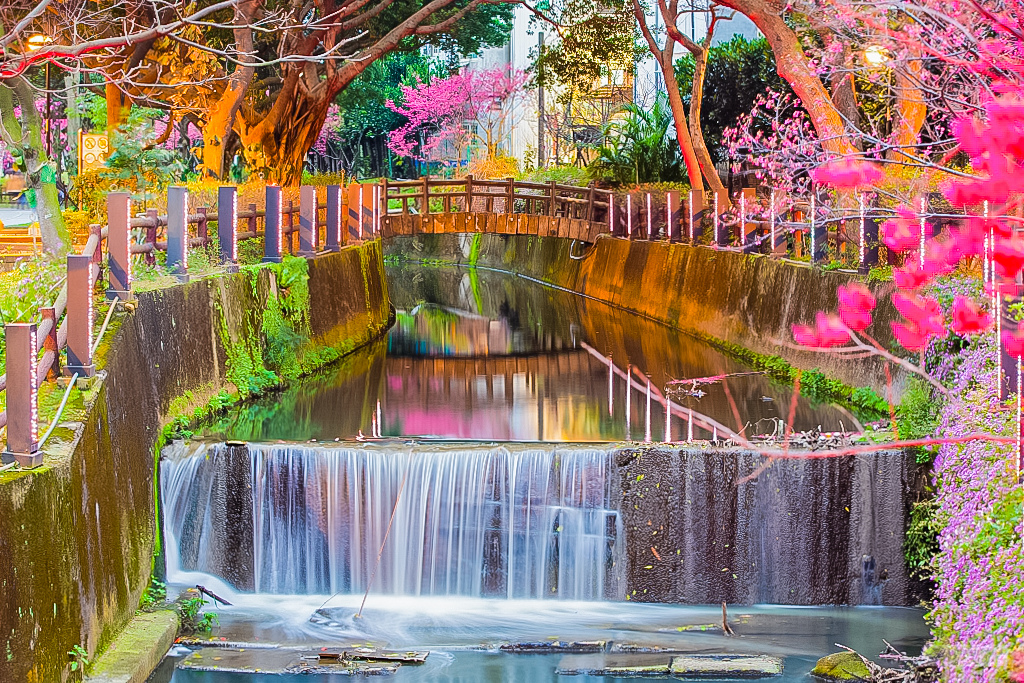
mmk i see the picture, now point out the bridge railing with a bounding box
[383,176,612,223]
[1,181,382,471]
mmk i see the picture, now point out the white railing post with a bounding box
[264,185,284,263]
[299,185,319,256]
[218,186,238,271]
[325,184,343,251]
[2,323,41,468]
[106,192,132,300]
[166,186,190,282]
[66,254,96,378]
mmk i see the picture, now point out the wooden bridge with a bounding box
[379,176,612,243]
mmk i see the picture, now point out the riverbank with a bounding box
[0,243,391,681]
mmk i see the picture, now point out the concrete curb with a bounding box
[85,610,179,683]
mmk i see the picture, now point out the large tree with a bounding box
[0,0,241,252]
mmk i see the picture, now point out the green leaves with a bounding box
[588,94,685,185]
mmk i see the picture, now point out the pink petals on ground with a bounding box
[837,283,876,331]
[951,296,992,335]
[792,312,851,348]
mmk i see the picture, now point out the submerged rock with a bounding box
[811,652,871,680]
[557,653,673,675]
[500,640,606,653]
[670,655,784,678]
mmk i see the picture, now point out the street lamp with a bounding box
[864,45,890,66]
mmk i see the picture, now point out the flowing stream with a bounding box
[152,262,928,682]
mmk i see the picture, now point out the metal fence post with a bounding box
[66,254,96,377]
[325,184,342,252]
[218,186,238,272]
[299,185,318,256]
[347,183,361,242]
[106,192,132,300]
[166,186,190,282]
[666,191,680,242]
[2,323,41,467]
[264,185,283,263]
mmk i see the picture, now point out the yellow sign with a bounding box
[78,131,109,171]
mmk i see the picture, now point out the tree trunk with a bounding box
[686,42,728,205]
[716,0,858,157]
[200,0,258,178]
[65,71,81,175]
[632,0,705,196]
[235,73,332,185]
[105,80,130,136]
[0,78,70,253]
[888,57,926,162]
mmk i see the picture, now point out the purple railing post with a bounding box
[264,185,283,263]
[106,192,132,300]
[66,254,96,377]
[325,184,342,252]
[2,323,41,467]
[166,186,189,282]
[218,186,238,272]
[299,185,318,256]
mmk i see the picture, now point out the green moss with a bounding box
[468,232,482,267]
[688,332,888,421]
[811,651,871,680]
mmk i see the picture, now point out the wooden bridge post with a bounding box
[587,183,596,222]
[547,180,556,217]
[197,207,209,247]
[325,184,342,251]
[218,186,238,270]
[145,209,158,266]
[167,186,190,282]
[421,176,430,216]
[39,306,60,381]
[2,323,40,467]
[466,174,474,212]
[105,192,132,300]
[247,203,257,239]
[285,200,295,253]
[65,254,96,379]
[298,185,318,256]
[264,185,284,263]
[508,177,517,215]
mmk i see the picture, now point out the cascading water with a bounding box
[161,441,623,601]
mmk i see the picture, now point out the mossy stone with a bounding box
[811,652,871,680]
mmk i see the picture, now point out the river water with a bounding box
[152,262,928,682]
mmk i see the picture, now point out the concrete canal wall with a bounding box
[0,243,391,681]
[384,234,904,398]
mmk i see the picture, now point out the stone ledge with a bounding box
[86,610,179,683]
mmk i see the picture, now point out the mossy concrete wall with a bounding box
[0,242,390,682]
[384,234,903,397]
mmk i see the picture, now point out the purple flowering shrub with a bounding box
[930,332,1024,681]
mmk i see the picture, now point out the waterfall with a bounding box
[161,441,623,601]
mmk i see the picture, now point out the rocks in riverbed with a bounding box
[499,640,606,653]
[556,653,783,678]
[671,655,784,678]
[811,652,872,680]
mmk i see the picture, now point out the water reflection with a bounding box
[202,263,854,442]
